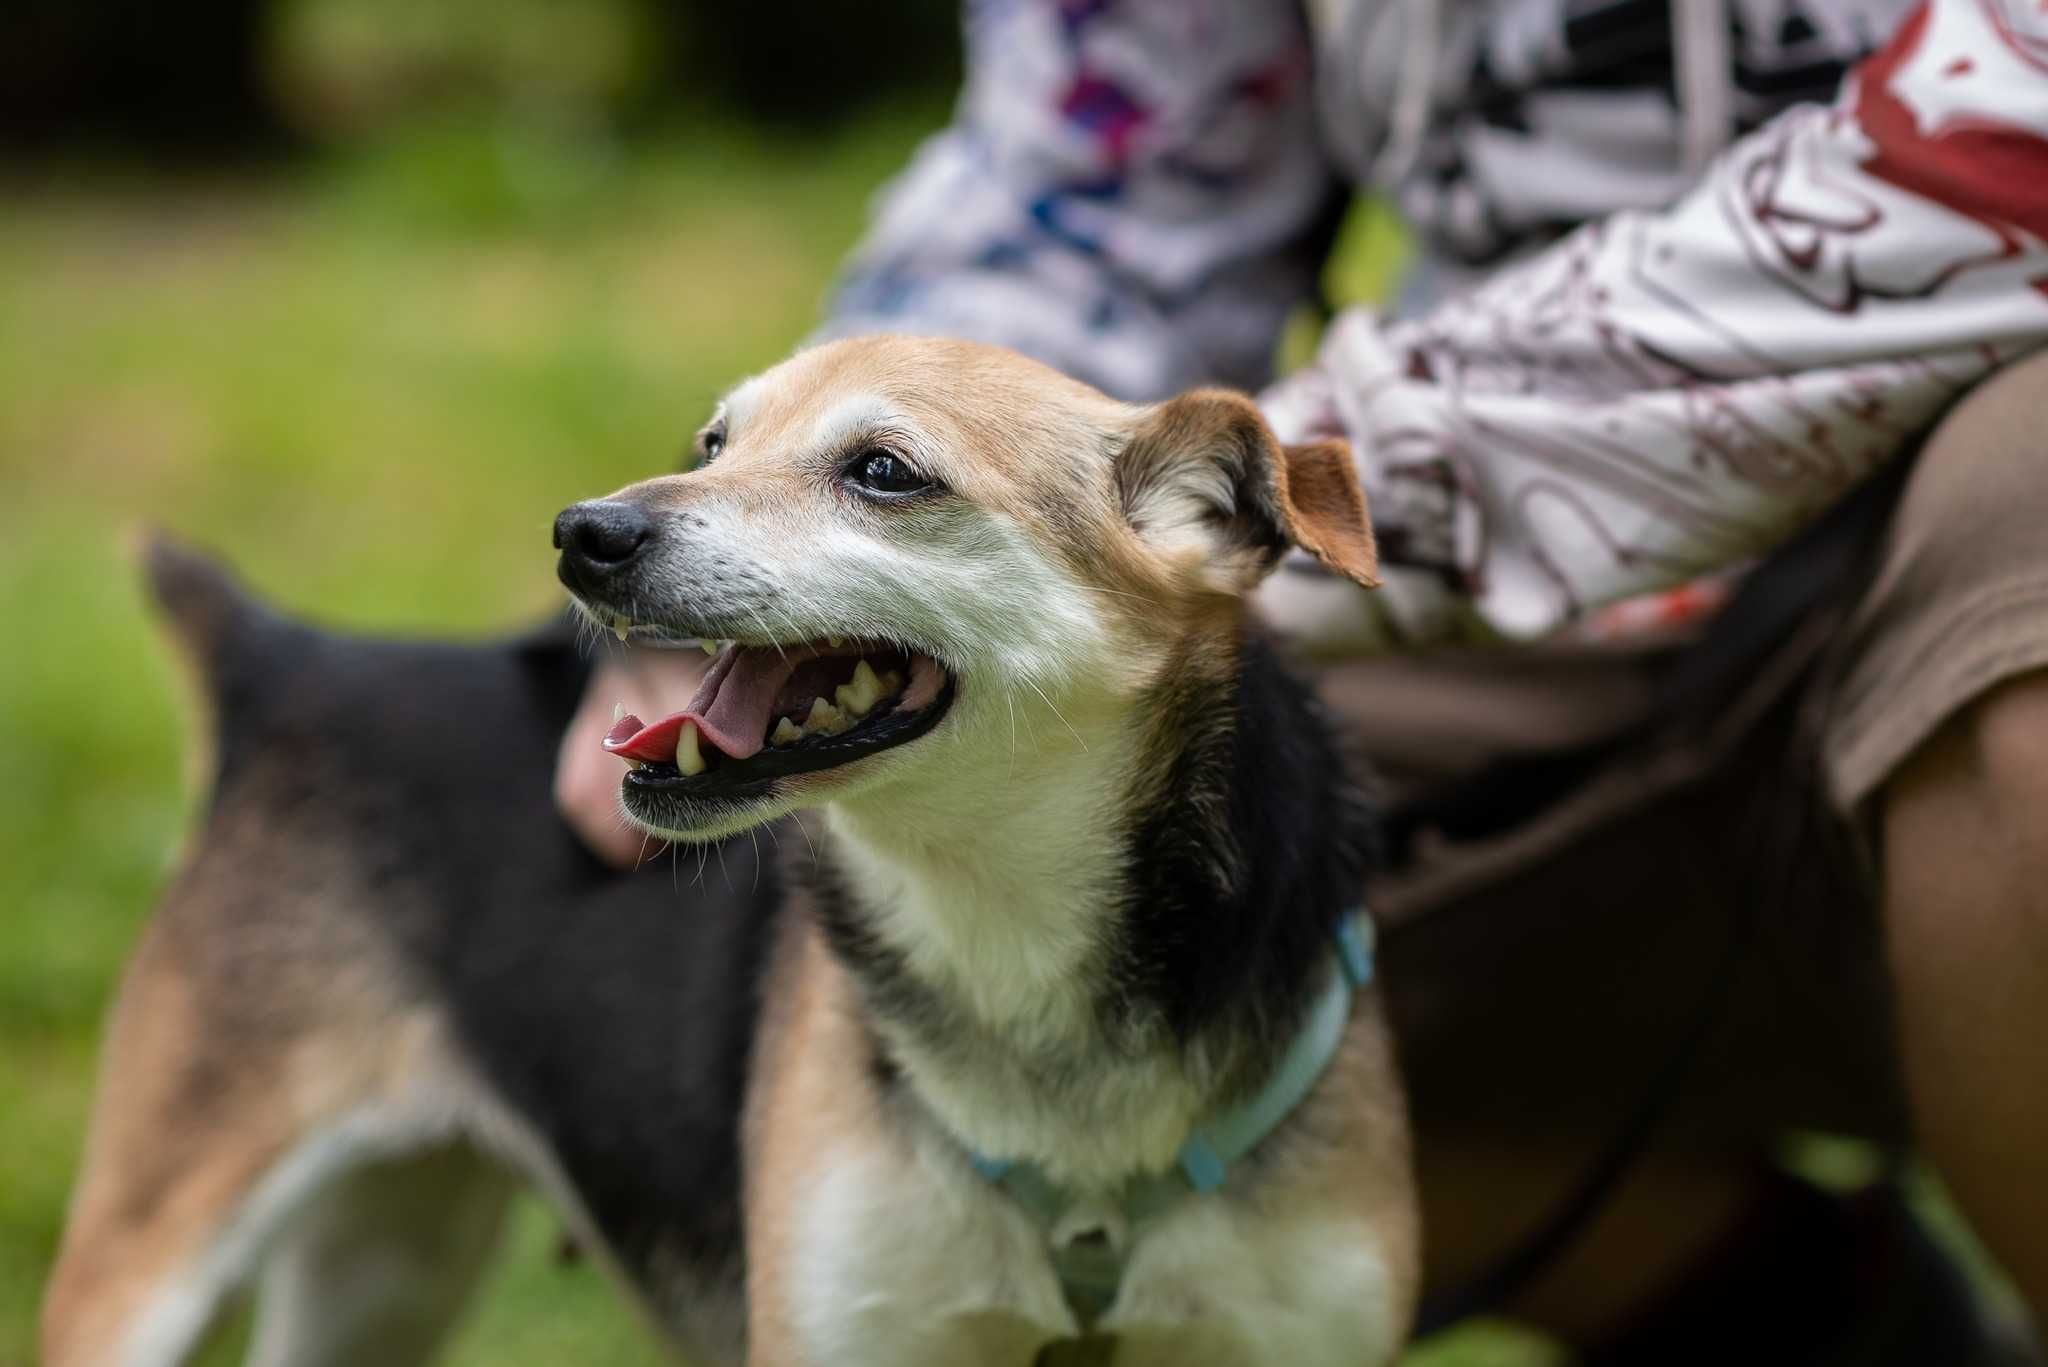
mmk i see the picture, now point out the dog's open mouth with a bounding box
[603,638,954,794]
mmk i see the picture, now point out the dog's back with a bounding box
[43,539,772,1366]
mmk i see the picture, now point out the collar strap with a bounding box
[1179,910,1374,1189]
[965,910,1375,1322]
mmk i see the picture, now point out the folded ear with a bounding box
[1116,389,1379,591]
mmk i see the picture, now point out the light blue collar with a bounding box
[964,911,1376,1325]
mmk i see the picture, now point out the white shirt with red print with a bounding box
[820,0,2048,643]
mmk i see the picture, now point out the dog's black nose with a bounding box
[555,500,654,586]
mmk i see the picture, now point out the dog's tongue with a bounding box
[604,645,800,764]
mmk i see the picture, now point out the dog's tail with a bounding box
[135,529,260,659]
[132,529,281,683]
[128,529,305,790]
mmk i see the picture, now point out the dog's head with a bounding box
[555,335,1376,841]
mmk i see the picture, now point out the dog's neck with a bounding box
[812,628,1371,1189]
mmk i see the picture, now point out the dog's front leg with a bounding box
[1102,1199,1410,1367]
[743,927,1078,1366]
[1098,1010,1418,1367]
[751,1138,1078,1366]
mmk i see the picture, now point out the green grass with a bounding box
[0,110,1566,1365]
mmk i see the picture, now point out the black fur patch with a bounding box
[1107,629,1378,1092]
[805,850,949,1040]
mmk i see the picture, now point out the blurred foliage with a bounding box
[0,0,961,153]
[264,0,659,140]
[1,0,277,150]
[652,0,961,129]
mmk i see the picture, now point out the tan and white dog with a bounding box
[554,335,1417,1365]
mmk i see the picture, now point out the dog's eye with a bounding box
[696,425,726,465]
[845,450,931,498]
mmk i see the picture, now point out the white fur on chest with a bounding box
[790,1127,1405,1367]
[824,727,1213,1187]
[1104,1193,1405,1365]
[789,1137,1077,1367]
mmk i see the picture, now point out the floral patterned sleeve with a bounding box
[1261,0,2048,643]
[815,0,1339,402]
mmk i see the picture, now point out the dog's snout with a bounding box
[554,500,654,583]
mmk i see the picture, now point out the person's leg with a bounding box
[1820,348,2048,1341]
[1882,676,2048,1325]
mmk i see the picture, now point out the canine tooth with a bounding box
[612,702,625,724]
[675,721,706,776]
[770,717,804,747]
[699,638,719,656]
[827,635,845,648]
[835,659,884,719]
[624,758,644,771]
[878,669,903,698]
[612,614,631,643]
[805,697,847,735]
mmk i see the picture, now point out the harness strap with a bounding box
[966,910,1375,1324]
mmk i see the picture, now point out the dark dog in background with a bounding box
[41,540,778,1365]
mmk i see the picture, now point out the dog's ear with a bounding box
[1117,389,1379,591]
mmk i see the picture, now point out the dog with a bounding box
[549,334,1418,1364]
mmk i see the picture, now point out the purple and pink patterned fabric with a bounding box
[819,0,2048,643]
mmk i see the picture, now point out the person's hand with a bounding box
[555,647,712,869]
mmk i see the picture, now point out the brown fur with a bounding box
[41,770,472,1366]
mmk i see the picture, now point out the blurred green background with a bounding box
[0,1,1452,1363]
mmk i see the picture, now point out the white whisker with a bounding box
[1023,678,1087,752]
[789,812,820,867]
[1089,585,1165,607]
[744,605,787,660]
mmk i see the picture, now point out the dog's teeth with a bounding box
[805,697,847,735]
[835,659,883,719]
[770,717,804,747]
[878,669,903,699]
[612,614,631,643]
[675,721,706,776]
[612,702,625,724]
[827,635,845,648]
[624,757,644,771]
[699,638,719,656]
